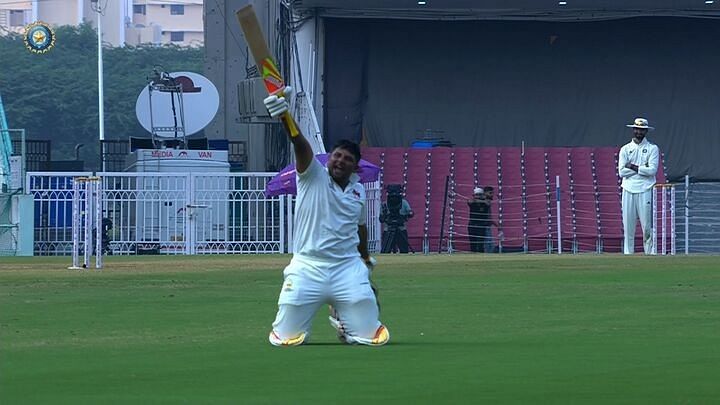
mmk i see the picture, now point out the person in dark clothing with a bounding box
[467,186,499,253]
[379,190,414,253]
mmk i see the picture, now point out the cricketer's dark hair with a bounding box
[331,139,361,163]
[484,186,495,193]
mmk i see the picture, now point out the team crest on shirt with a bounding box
[283,279,293,292]
[642,149,647,153]
[352,190,361,199]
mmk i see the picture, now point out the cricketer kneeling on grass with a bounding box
[264,89,389,347]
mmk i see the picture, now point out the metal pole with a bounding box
[670,185,676,256]
[661,185,667,255]
[83,179,92,268]
[95,177,103,269]
[97,9,106,171]
[556,175,561,254]
[685,175,689,255]
[20,129,26,190]
[652,185,658,255]
[438,175,450,253]
[69,178,81,269]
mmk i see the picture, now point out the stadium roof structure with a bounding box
[295,0,720,20]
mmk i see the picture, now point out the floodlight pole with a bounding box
[93,0,106,171]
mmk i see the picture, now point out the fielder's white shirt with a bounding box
[293,157,366,260]
[618,138,659,193]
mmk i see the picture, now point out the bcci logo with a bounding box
[24,21,56,54]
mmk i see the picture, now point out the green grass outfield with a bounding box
[1,254,719,404]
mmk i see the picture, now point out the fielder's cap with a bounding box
[626,117,654,130]
[473,187,483,195]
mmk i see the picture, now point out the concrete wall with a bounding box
[292,14,323,135]
[130,1,203,47]
[204,0,276,171]
[30,0,129,47]
[36,0,81,26]
[82,0,129,47]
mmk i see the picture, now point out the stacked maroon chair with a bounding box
[427,148,453,252]
[522,148,552,252]
[403,149,430,253]
[650,152,670,253]
[592,147,623,252]
[361,145,663,255]
[569,147,601,252]
[546,147,573,253]
[476,147,500,193]
[376,147,406,200]
[497,147,524,252]
[476,147,501,250]
[360,147,384,171]
[371,147,405,252]
[450,148,479,251]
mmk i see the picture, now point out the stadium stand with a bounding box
[522,148,552,252]
[591,148,623,252]
[497,148,523,251]
[404,149,430,252]
[378,148,406,199]
[449,149,478,252]
[362,146,667,254]
[476,147,500,190]
[428,148,452,252]
[569,147,601,252]
[546,148,572,252]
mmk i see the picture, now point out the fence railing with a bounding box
[27,171,720,256]
[27,171,382,256]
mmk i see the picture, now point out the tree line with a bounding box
[0,24,204,169]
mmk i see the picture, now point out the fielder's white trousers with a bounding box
[270,255,383,344]
[622,188,653,255]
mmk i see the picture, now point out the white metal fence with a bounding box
[28,172,382,256]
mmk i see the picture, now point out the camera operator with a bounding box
[467,186,500,253]
[379,185,414,253]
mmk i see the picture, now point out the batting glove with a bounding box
[364,256,377,271]
[263,86,292,118]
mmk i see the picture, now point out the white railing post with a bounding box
[670,184,676,255]
[95,177,103,269]
[685,175,689,255]
[556,175,561,254]
[652,185,658,255]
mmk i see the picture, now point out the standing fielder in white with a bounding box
[618,117,660,255]
[264,89,389,347]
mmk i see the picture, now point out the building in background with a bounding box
[128,0,203,47]
[0,0,132,46]
[0,1,31,34]
[0,0,203,47]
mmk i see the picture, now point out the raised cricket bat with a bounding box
[236,4,300,137]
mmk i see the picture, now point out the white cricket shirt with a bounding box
[293,157,366,260]
[617,138,660,193]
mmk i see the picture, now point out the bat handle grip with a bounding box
[281,111,301,138]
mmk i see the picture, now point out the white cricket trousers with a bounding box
[270,255,382,344]
[622,188,653,254]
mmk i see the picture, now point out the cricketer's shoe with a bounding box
[269,330,307,347]
[328,309,390,346]
[360,324,390,346]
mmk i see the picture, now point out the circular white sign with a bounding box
[135,71,219,137]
